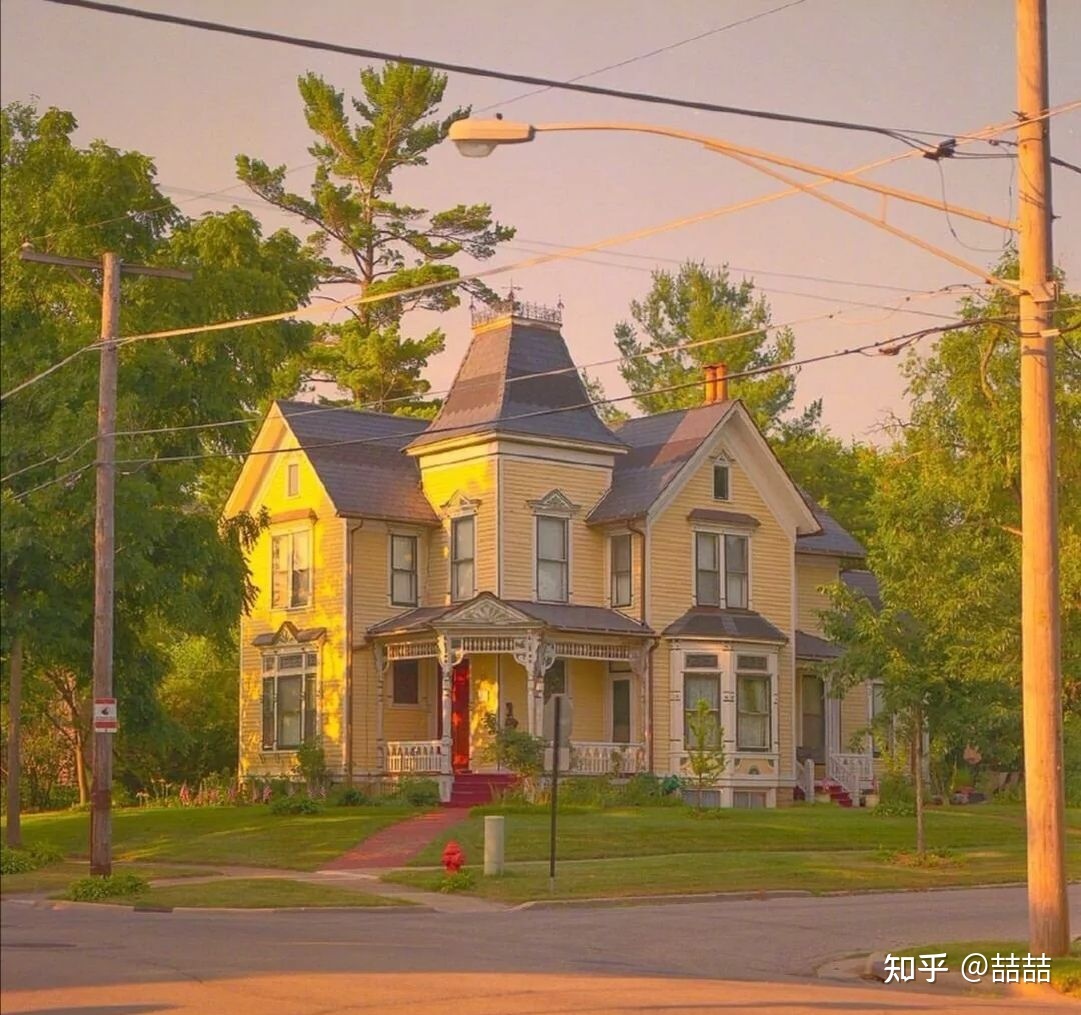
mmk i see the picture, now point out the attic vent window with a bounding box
[287,462,300,498]
[713,463,730,501]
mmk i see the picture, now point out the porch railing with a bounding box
[385,740,444,774]
[571,742,646,776]
[827,752,874,800]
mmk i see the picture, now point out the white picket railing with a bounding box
[571,742,646,776]
[385,740,443,774]
[799,757,816,803]
[827,752,874,800]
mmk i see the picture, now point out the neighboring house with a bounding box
[225,302,878,806]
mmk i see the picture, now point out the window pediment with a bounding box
[441,490,481,519]
[251,622,327,647]
[440,594,537,628]
[528,488,580,517]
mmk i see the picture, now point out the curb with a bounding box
[517,889,812,911]
[38,898,433,915]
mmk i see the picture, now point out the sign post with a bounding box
[543,693,572,894]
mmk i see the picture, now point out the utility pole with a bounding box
[18,248,191,876]
[1015,0,1068,956]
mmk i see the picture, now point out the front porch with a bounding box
[367,594,654,797]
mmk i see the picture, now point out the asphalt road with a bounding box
[3,884,1079,1013]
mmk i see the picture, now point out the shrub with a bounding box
[269,794,322,816]
[439,869,476,893]
[0,841,63,874]
[557,776,616,807]
[294,738,329,794]
[67,874,148,901]
[396,777,441,807]
[330,786,370,807]
[874,774,916,817]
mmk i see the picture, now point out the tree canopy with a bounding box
[237,63,515,410]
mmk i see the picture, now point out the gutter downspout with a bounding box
[344,519,362,786]
[627,518,657,772]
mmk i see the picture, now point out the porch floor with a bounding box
[322,809,468,870]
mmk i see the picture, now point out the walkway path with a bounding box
[320,807,468,871]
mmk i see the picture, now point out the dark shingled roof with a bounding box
[277,401,438,525]
[367,598,652,638]
[842,569,882,609]
[795,493,865,558]
[408,319,623,450]
[662,607,787,643]
[795,630,843,660]
[587,401,733,524]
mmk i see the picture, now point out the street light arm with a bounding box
[532,122,1016,234]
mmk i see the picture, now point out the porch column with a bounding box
[437,634,453,776]
[372,645,389,772]
[630,644,651,773]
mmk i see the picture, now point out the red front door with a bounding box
[451,660,471,773]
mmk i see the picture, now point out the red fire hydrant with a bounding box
[442,840,465,873]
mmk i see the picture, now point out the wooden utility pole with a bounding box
[1016,0,1069,956]
[17,248,191,876]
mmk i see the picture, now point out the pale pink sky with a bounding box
[3,0,1078,439]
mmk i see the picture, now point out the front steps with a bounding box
[446,772,517,807]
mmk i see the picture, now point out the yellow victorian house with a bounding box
[225,302,879,807]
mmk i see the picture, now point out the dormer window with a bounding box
[713,463,730,501]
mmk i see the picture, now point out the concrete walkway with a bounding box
[320,807,468,870]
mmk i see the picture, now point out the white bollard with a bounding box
[484,814,505,876]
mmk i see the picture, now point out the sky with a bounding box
[2,0,1078,440]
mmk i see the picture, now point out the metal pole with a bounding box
[90,251,120,877]
[1016,0,1068,957]
[548,694,561,894]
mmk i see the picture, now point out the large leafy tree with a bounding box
[823,257,1080,819]
[1,102,322,827]
[237,63,514,409]
[614,261,809,430]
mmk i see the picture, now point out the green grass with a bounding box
[387,845,1037,903]
[16,805,418,871]
[79,877,412,909]
[1,861,216,896]
[410,803,1081,866]
[895,940,1081,998]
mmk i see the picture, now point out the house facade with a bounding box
[225,303,879,806]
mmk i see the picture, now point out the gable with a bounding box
[647,404,818,537]
[439,593,539,628]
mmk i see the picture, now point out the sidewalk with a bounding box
[321,807,467,871]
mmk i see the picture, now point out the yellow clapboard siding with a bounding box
[796,556,840,634]
[500,456,612,603]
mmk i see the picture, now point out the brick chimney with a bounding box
[703,363,729,404]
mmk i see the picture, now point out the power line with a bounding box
[477,0,808,113]
[42,0,970,151]
[2,282,976,484]
[8,314,1016,503]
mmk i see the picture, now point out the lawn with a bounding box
[409,803,1081,866]
[81,877,412,910]
[388,845,1038,903]
[2,861,217,896]
[15,805,418,871]
[894,940,1081,998]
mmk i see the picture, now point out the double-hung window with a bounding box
[694,531,750,608]
[610,533,632,607]
[736,654,771,751]
[271,530,311,609]
[725,534,749,608]
[536,516,569,602]
[713,463,730,501]
[261,650,318,750]
[695,532,721,607]
[390,534,418,606]
[450,516,475,602]
[683,653,721,748]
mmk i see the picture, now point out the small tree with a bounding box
[479,712,545,801]
[685,698,727,810]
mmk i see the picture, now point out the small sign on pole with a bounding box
[93,697,118,734]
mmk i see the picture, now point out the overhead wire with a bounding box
[0,282,978,485]
[6,99,1059,403]
[40,0,949,151]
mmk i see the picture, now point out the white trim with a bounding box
[497,455,504,597]
[406,429,627,460]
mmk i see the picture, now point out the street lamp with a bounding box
[450,90,1067,956]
